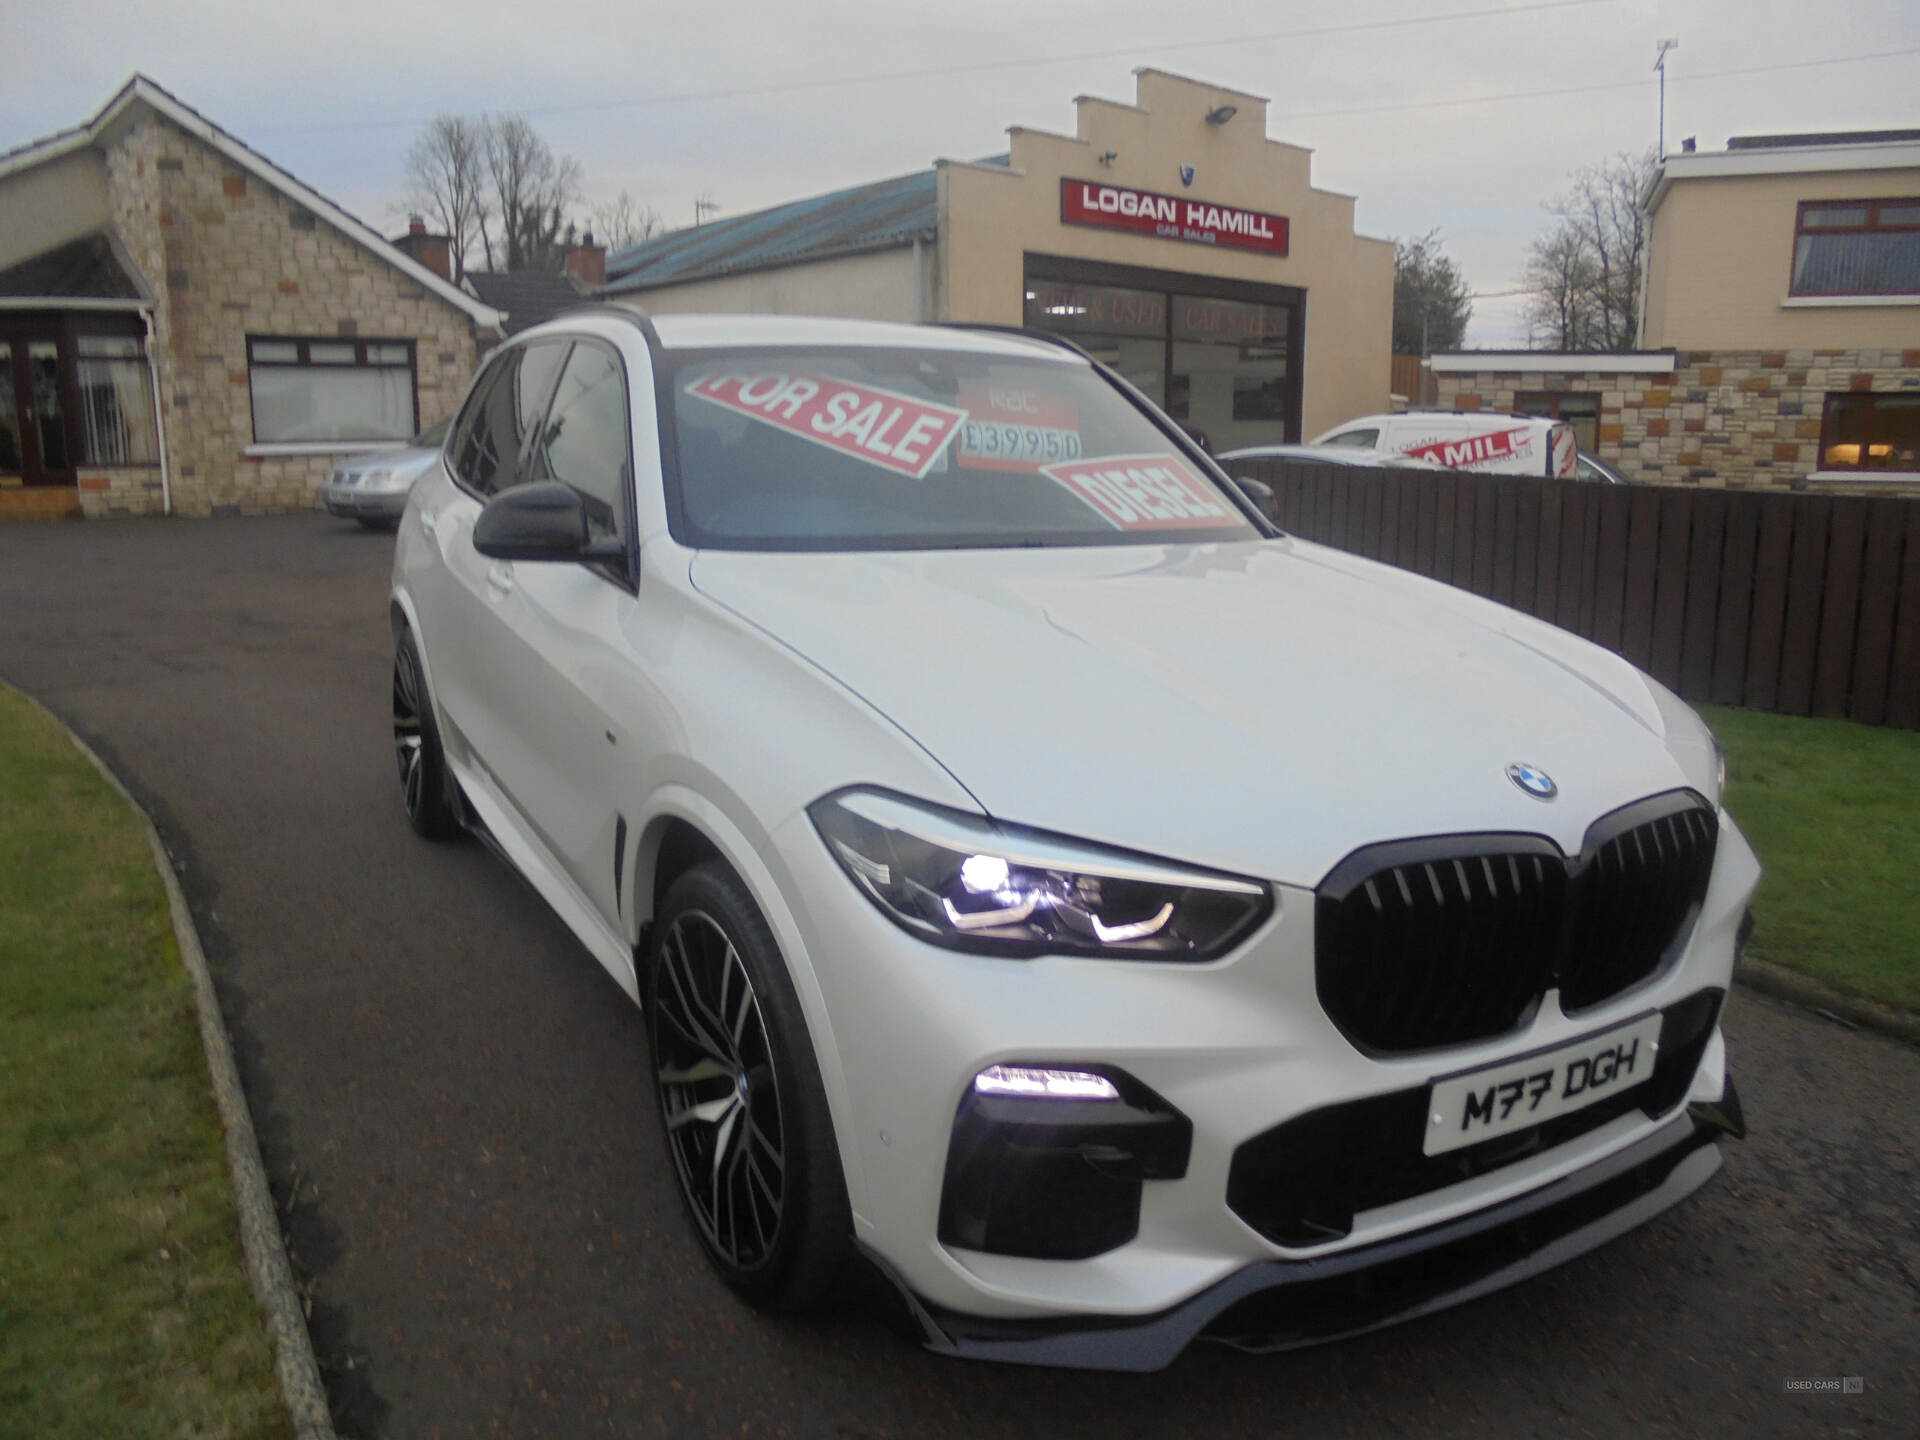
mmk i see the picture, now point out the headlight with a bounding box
[808,788,1271,960]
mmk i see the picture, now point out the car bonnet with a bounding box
[689,538,1692,887]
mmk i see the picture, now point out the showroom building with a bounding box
[600,69,1395,448]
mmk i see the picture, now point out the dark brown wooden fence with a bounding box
[1232,459,1920,730]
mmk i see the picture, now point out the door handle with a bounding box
[418,507,439,537]
[485,561,514,599]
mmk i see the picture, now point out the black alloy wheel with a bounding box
[648,861,850,1308]
[655,908,787,1271]
[391,629,462,840]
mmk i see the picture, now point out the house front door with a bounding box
[0,322,78,488]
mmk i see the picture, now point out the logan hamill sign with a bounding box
[1060,179,1290,257]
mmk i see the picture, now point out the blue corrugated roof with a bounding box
[601,169,937,293]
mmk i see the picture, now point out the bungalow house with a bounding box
[0,75,504,519]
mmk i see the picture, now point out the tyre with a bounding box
[391,628,463,840]
[647,860,851,1309]
[357,515,400,532]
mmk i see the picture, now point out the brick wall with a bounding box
[1435,348,1920,494]
[103,112,486,516]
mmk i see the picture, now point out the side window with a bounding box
[448,342,571,499]
[449,351,522,498]
[533,343,631,546]
[513,341,570,478]
[1324,427,1380,449]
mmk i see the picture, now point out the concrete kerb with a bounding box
[1737,955,1920,1048]
[4,681,336,1440]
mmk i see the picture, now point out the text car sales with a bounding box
[1074,184,1279,245]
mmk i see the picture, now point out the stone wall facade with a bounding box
[1435,348,1920,494]
[76,467,169,518]
[102,111,488,516]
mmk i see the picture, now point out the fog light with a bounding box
[973,1065,1120,1101]
[940,1065,1192,1260]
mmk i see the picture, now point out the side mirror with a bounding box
[1230,475,1278,523]
[473,482,591,561]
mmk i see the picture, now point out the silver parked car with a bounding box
[321,417,452,529]
[1576,450,1636,485]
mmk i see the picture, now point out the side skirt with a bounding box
[448,755,641,1005]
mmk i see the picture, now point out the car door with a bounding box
[469,336,663,931]
[412,340,569,776]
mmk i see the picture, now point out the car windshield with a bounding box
[662,346,1259,551]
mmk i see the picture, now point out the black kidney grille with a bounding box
[1563,801,1718,1012]
[1315,792,1717,1054]
[1316,839,1565,1054]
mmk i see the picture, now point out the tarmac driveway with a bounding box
[0,513,1914,1438]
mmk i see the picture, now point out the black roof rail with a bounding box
[541,301,654,329]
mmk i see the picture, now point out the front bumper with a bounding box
[772,801,1759,1326]
[874,1090,1741,1371]
[321,482,409,520]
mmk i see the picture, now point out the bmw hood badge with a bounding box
[1507,762,1557,800]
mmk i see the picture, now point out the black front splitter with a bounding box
[866,1092,1741,1373]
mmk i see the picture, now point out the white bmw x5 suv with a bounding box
[390,309,1757,1370]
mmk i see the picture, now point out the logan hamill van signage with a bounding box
[1060,179,1290,257]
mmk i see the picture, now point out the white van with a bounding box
[1310,410,1578,478]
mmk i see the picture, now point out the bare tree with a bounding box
[1522,149,1656,351]
[481,115,585,272]
[402,115,489,282]
[587,191,663,252]
[1523,226,1602,350]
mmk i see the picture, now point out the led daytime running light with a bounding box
[973,1065,1119,1101]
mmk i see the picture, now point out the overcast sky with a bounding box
[6,0,1917,345]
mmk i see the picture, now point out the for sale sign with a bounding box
[1060,180,1289,256]
[1041,453,1237,531]
[687,371,967,479]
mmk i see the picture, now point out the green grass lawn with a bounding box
[1701,703,1920,1014]
[0,689,290,1438]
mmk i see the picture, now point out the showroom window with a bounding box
[76,335,160,465]
[247,336,417,444]
[1516,391,1601,452]
[1818,392,1920,473]
[1790,199,1920,297]
[1023,256,1303,452]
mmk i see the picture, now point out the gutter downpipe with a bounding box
[142,306,172,516]
[913,235,926,322]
